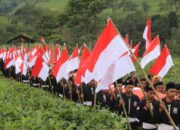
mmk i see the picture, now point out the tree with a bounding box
[12,2,43,28]
[119,0,138,12]
[58,0,108,47]
[168,12,178,28]
[159,2,167,12]
[152,15,171,42]
[142,1,151,12]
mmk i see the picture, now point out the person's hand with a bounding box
[159,102,166,112]
[144,101,151,110]
[80,94,84,99]
[119,99,125,107]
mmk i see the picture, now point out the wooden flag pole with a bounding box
[115,82,132,130]
[94,81,97,108]
[80,84,84,103]
[60,80,66,99]
[134,71,154,117]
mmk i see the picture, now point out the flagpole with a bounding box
[48,76,54,94]
[76,43,87,103]
[60,80,66,99]
[75,43,82,103]
[76,86,81,103]
[115,82,132,130]
[80,83,84,103]
[94,81,97,108]
[68,81,73,101]
[134,71,154,117]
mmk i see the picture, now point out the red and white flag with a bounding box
[14,54,23,74]
[4,48,15,69]
[74,46,91,85]
[20,52,29,76]
[143,17,152,50]
[28,55,38,68]
[28,47,38,68]
[52,47,69,82]
[4,57,14,70]
[20,62,28,76]
[124,34,129,46]
[67,48,79,73]
[38,44,49,64]
[131,43,140,63]
[48,44,55,65]
[87,19,129,81]
[149,44,174,79]
[129,40,133,49]
[54,44,61,63]
[140,35,161,69]
[39,36,46,44]
[81,68,94,84]
[95,53,135,93]
[31,56,49,81]
[4,52,14,69]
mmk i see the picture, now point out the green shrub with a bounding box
[0,78,127,130]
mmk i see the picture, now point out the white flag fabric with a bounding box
[149,44,174,79]
[140,35,161,69]
[96,53,135,93]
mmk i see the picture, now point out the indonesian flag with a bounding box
[140,35,161,69]
[20,52,29,76]
[38,44,49,64]
[87,19,129,81]
[149,44,174,79]
[54,44,61,63]
[28,56,37,68]
[131,43,140,63]
[39,36,46,44]
[74,46,91,85]
[20,62,28,76]
[2,49,7,61]
[52,47,69,82]
[82,69,94,84]
[48,44,55,66]
[4,49,15,69]
[129,40,133,49]
[124,34,129,46]
[28,47,38,68]
[15,56,23,74]
[31,56,49,81]
[143,17,152,50]
[95,53,135,93]
[67,48,79,73]
[4,57,14,70]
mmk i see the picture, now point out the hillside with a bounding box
[0,0,179,54]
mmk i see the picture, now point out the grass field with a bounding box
[0,77,126,129]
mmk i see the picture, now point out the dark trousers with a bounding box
[130,122,140,130]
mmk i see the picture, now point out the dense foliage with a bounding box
[0,77,127,129]
[0,0,180,55]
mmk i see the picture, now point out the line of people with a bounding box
[0,60,180,130]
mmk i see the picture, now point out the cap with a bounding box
[166,82,176,91]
